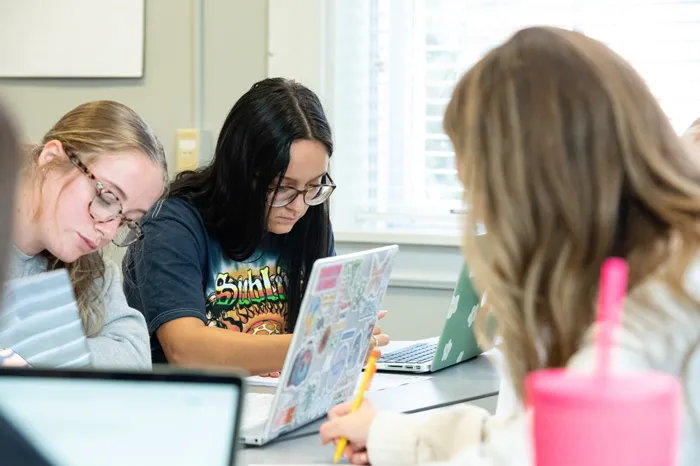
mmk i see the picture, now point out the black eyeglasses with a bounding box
[267,173,336,208]
[68,152,144,247]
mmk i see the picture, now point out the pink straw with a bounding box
[596,257,629,376]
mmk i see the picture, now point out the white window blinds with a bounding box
[324,0,700,241]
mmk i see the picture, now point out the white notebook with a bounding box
[0,269,91,368]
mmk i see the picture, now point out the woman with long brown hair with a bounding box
[320,26,700,465]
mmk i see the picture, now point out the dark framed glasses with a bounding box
[267,173,336,208]
[68,152,144,247]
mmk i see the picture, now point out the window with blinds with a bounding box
[324,0,700,240]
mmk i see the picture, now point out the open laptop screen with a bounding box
[0,368,242,466]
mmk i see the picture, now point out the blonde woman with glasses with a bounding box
[8,100,167,369]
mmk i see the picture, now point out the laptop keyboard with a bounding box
[378,343,437,364]
[242,393,275,431]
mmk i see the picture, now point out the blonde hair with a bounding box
[28,100,167,337]
[444,27,700,399]
[0,102,20,289]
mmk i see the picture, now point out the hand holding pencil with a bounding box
[320,349,381,465]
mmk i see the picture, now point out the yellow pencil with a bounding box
[334,349,381,464]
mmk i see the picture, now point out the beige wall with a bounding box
[0,0,269,267]
[202,0,268,161]
[0,0,269,174]
[0,0,458,341]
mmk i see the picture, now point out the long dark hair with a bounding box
[169,78,334,331]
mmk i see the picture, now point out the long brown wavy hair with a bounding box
[25,101,168,337]
[444,26,700,399]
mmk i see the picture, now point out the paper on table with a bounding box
[246,375,279,387]
[365,373,431,392]
[246,372,430,392]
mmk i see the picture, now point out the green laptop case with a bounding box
[431,264,482,371]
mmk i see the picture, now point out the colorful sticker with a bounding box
[366,253,391,297]
[305,297,322,334]
[288,348,313,387]
[338,300,352,319]
[327,330,341,358]
[339,303,349,319]
[365,275,384,300]
[300,374,319,415]
[359,300,378,321]
[326,343,349,391]
[340,260,365,302]
[360,321,375,352]
[349,333,364,368]
[320,292,337,310]
[315,264,343,293]
[273,406,296,431]
[319,292,339,323]
[318,327,331,353]
[314,315,326,334]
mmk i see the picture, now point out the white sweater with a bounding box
[366,260,700,466]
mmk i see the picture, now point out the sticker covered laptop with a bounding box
[253,245,398,441]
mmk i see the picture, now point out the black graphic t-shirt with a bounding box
[123,198,335,364]
[204,247,287,335]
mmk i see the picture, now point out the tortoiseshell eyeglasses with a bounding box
[68,152,144,247]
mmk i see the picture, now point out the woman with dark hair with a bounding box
[123,78,389,374]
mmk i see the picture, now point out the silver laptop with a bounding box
[0,366,244,466]
[242,245,399,445]
[376,263,482,373]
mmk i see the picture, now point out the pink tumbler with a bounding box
[526,258,682,466]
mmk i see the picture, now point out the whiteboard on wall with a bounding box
[0,0,145,78]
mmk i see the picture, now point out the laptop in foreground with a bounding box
[376,263,482,373]
[0,366,244,466]
[242,245,399,445]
